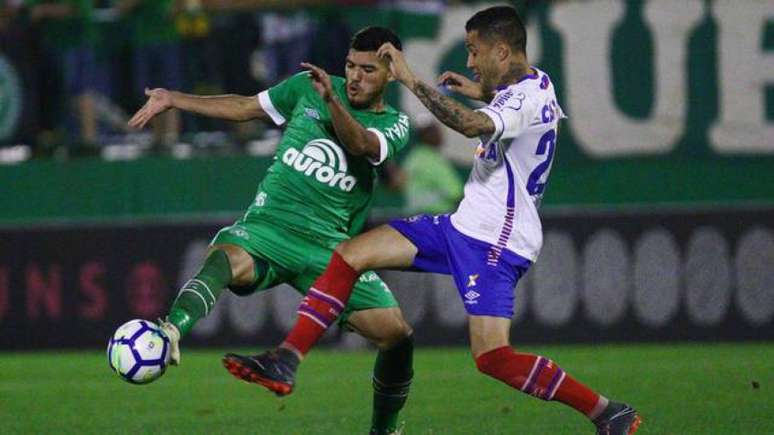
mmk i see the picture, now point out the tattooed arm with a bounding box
[377,43,494,138]
[412,81,494,138]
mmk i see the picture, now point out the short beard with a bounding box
[479,79,495,102]
[347,91,379,110]
[349,98,371,110]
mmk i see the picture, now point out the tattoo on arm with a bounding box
[412,81,494,137]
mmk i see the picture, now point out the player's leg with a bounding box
[160,243,255,364]
[280,224,418,357]
[347,307,414,435]
[241,214,446,398]
[469,316,640,434]
[161,220,287,364]
[470,315,608,415]
[166,244,253,334]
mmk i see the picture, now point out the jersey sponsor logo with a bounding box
[467,274,479,287]
[383,114,410,142]
[281,139,357,192]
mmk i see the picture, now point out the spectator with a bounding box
[258,10,313,84]
[117,0,182,148]
[27,0,103,146]
[403,113,464,214]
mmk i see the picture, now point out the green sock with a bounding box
[167,249,233,337]
[370,334,414,435]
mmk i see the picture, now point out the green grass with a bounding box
[2,343,773,434]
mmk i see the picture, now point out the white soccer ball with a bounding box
[107,319,171,384]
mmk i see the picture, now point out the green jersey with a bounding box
[124,0,179,47]
[25,0,97,49]
[249,72,410,244]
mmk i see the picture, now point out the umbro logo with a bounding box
[229,227,249,239]
[304,107,320,120]
[464,290,480,304]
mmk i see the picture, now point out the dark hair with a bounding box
[465,6,526,53]
[350,26,402,51]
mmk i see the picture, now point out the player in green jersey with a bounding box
[128,27,413,435]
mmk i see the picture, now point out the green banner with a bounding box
[2,0,773,224]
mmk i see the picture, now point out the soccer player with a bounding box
[128,27,414,435]
[249,7,641,435]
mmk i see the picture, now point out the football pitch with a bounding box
[2,343,773,434]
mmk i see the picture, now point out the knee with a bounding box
[334,240,367,273]
[211,244,253,286]
[374,319,413,350]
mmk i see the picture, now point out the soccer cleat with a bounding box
[594,402,642,435]
[222,351,296,396]
[157,320,181,366]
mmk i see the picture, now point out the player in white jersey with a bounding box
[451,65,564,264]
[250,6,640,435]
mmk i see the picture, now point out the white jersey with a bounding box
[450,68,566,263]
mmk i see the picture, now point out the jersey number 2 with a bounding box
[526,129,556,195]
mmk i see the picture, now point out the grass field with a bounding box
[2,343,773,434]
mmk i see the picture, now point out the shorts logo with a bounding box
[464,290,480,304]
[282,139,357,192]
[467,274,479,287]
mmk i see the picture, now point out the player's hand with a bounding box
[376,42,415,87]
[128,88,173,129]
[438,71,485,101]
[301,62,335,103]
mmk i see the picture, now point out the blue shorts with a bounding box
[389,214,531,318]
[62,46,110,96]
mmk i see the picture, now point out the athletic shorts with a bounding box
[211,215,397,323]
[389,214,531,318]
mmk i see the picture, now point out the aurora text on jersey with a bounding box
[253,72,410,242]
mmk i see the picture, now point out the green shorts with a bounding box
[210,217,397,323]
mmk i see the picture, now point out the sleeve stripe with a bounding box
[257,90,286,126]
[366,128,389,166]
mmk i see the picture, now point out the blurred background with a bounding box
[1,0,773,350]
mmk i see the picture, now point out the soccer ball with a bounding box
[107,319,171,384]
